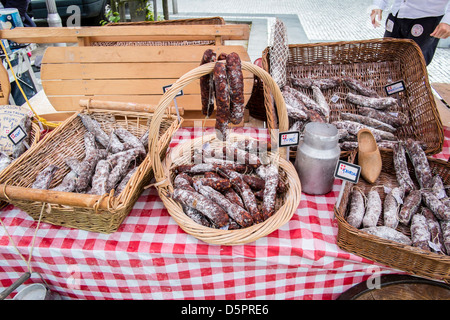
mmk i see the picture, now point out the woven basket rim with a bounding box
[161,133,301,245]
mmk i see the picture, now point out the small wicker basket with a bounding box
[147,61,301,245]
[0,108,181,233]
[334,150,450,283]
[262,38,444,158]
[96,17,226,47]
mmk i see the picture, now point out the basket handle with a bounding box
[148,60,288,189]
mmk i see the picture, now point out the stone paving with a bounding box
[167,0,449,84]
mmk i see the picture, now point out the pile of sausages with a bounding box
[170,139,288,230]
[31,113,149,196]
[283,75,410,151]
[200,49,245,141]
[346,139,450,255]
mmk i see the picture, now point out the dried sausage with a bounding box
[347,92,398,110]
[362,188,382,228]
[410,214,431,251]
[343,78,379,97]
[51,171,77,193]
[422,191,450,220]
[194,183,254,228]
[404,138,433,189]
[194,177,232,192]
[398,190,422,225]
[115,166,138,196]
[357,107,409,127]
[340,112,396,133]
[347,188,365,228]
[200,49,217,116]
[311,85,330,121]
[383,186,404,229]
[79,114,124,153]
[114,128,146,157]
[262,164,278,220]
[182,204,212,228]
[89,159,111,195]
[333,120,397,141]
[32,164,59,190]
[360,226,412,245]
[214,62,230,141]
[439,220,450,255]
[393,142,415,193]
[226,52,245,125]
[223,146,261,168]
[174,172,195,191]
[172,187,229,228]
[422,207,447,254]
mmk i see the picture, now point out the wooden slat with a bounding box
[42,78,253,95]
[44,93,252,112]
[41,62,253,81]
[0,25,250,44]
[42,45,248,63]
[41,62,201,80]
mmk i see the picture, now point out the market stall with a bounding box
[0,19,449,299]
[5,125,449,300]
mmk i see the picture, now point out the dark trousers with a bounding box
[384,13,443,65]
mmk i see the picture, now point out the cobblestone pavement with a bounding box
[170,0,449,83]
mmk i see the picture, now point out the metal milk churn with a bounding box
[294,122,340,195]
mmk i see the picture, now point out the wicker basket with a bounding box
[0,108,181,233]
[262,38,444,158]
[147,61,301,245]
[334,150,450,283]
[96,17,225,47]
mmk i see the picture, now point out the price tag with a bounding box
[385,80,405,95]
[7,124,27,145]
[334,160,360,183]
[278,131,300,147]
[162,84,183,122]
[330,94,340,103]
[162,84,184,97]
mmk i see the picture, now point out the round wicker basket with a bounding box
[147,60,301,245]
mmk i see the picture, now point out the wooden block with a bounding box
[432,83,450,127]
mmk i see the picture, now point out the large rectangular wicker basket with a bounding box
[334,150,450,283]
[0,108,181,233]
[262,38,444,157]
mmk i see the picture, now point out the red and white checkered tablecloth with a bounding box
[1,126,449,300]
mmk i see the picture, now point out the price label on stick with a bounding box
[162,84,183,122]
[8,124,27,146]
[278,131,300,147]
[385,80,405,96]
[334,160,361,184]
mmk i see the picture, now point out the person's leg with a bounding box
[404,16,443,65]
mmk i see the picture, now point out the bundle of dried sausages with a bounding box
[171,154,286,230]
[46,114,147,197]
[199,50,246,141]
